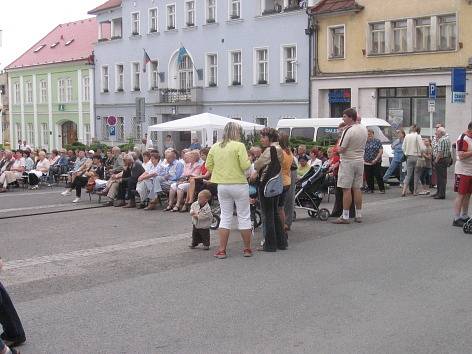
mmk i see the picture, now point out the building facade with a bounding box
[89,0,310,149]
[5,19,96,150]
[0,72,9,146]
[309,0,472,140]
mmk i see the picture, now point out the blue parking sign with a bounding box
[428,83,437,99]
[109,126,116,136]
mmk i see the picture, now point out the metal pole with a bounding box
[430,110,434,139]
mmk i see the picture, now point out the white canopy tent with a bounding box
[147,113,264,147]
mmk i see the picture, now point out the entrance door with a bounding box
[61,121,78,146]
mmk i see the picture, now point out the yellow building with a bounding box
[308,0,472,139]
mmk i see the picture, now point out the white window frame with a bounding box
[229,0,241,20]
[15,123,22,143]
[166,4,176,30]
[392,20,408,53]
[228,50,242,86]
[327,24,345,59]
[438,14,456,51]
[280,44,297,84]
[206,0,217,24]
[26,123,34,146]
[66,78,73,103]
[254,47,269,85]
[255,117,268,127]
[131,12,140,35]
[117,116,124,141]
[40,123,48,147]
[185,1,196,27]
[13,82,20,105]
[101,66,109,93]
[39,80,48,103]
[25,81,33,104]
[150,60,159,90]
[58,78,66,102]
[82,76,90,102]
[177,55,194,89]
[149,8,158,33]
[84,123,91,145]
[414,17,431,52]
[370,22,386,55]
[115,64,124,92]
[205,53,218,87]
[131,62,141,91]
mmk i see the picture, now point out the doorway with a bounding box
[61,121,78,146]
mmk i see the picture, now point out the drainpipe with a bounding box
[305,8,316,118]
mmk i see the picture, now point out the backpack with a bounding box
[262,146,283,198]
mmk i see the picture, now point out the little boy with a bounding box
[189,190,213,250]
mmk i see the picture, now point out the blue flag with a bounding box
[177,46,188,66]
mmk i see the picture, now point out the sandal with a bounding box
[172,206,180,212]
[180,204,189,212]
[164,205,173,211]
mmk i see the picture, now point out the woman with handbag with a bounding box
[253,128,287,252]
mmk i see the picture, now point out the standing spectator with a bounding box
[189,189,213,250]
[284,156,298,231]
[163,135,174,150]
[383,129,405,183]
[279,132,294,232]
[401,125,425,197]
[253,128,287,252]
[433,127,452,200]
[206,122,252,259]
[332,108,368,224]
[363,129,385,193]
[453,122,472,227]
[415,138,432,195]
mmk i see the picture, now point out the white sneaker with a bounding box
[72,197,80,203]
[61,190,71,196]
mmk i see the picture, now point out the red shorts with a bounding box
[455,174,472,194]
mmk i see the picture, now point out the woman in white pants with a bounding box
[206,122,252,259]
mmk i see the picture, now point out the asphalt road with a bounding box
[1,184,471,354]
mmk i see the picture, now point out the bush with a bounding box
[64,141,87,151]
[88,141,109,153]
[118,138,135,152]
[240,130,261,150]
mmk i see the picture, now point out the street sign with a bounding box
[109,126,116,136]
[428,83,437,100]
[452,91,466,103]
[106,116,117,126]
[428,100,436,112]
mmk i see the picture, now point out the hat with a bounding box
[88,150,95,154]
[298,154,309,162]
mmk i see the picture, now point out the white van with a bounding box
[276,118,394,168]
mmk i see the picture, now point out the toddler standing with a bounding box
[189,190,213,250]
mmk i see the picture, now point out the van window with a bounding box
[291,127,314,140]
[316,127,339,145]
[278,128,290,136]
[367,125,393,144]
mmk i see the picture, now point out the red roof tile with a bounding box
[5,18,97,70]
[88,0,122,15]
[309,0,364,15]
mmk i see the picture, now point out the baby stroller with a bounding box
[463,218,472,234]
[294,161,330,221]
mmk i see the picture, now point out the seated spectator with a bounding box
[0,151,6,170]
[0,151,17,192]
[48,149,60,166]
[122,152,145,208]
[28,151,50,189]
[136,152,164,209]
[297,155,311,179]
[167,150,202,212]
[68,154,105,203]
[23,150,34,173]
[309,148,322,168]
[185,148,217,206]
[112,155,134,207]
[189,137,202,150]
[60,150,92,196]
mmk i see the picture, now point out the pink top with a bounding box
[182,161,203,178]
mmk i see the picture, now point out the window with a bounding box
[206,0,216,23]
[117,116,124,141]
[282,46,297,83]
[40,123,49,147]
[13,83,20,104]
[131,12,140,35]
[26,123,34,146]
[82,76,90,102]
[150,117,158,142]
[316,127,339,146]
[101,118,109,140]
[186,1,195,27]
[15,123,22,143]
[40,80,48,103]
[58,79,66,102]
[438,15,456,50]
[255,48,268,84]
[66,78,73,102]
[133,117,142,139]
[116,64,124,91]
[149,8,158,33]
[329,26,345,59]
[206,54,218,87]
[256,117,268,127]
[393,20,407,53]
[84,124,91,145]
[167,4,176,30]
[415,18,431,51]
[230,50,242,86]
[370,23,385,54]
[132,62,141,91]
[230,0,241,19]
[101,66,109,93]
[151,61,159,89]
[292,127,314,140]
[25,81,33,104]
[178,55,193,89]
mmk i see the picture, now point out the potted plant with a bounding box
[150,28,157,33]
[209,82,217,87]
[258,79,268,85]
[103,88,109,93]
[285,78,296,83]
[167,25,175,30]
[133,87,140,92]
[186,22,195,27]
[232,80,241,86]
[132,31,139,36]
[206,18,216,24]
[117,88,124,92]
[230,13,240,19]
[111,35,122,40]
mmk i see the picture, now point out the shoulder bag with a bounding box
[262,146,283,198]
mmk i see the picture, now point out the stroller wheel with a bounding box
[308,210,318,218]
[318,208,330,221]
[463,220,472,234]
[252,210,262,229]
[210,214,220,230]
[293,211,297,221]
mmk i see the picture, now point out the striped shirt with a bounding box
[437,136,452,159]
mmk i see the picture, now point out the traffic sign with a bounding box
[428,83,437,100]
[109,126,116,136]
[106,116,117,126]
[428,100,436,113]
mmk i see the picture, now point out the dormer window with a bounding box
[34,44,45,53]
[50,42,59,48]
[65,39,74,46]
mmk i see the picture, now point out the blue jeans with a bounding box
[383,159,402,182]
